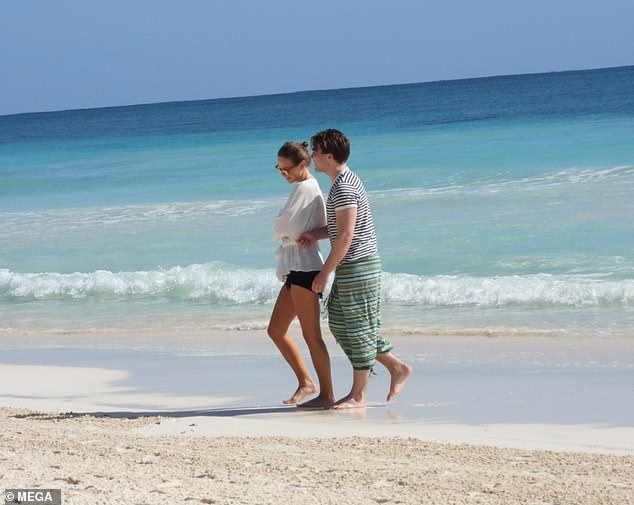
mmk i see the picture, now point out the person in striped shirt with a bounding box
[298,129,412,409]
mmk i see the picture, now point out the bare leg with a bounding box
[376,352,412,402]
[290,285,335,409]
[267,286,317,404]
[333,369,371,409]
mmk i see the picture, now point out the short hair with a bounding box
[277,141,311,166]
[310,129,350,164]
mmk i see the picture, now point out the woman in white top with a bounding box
[267,141,335,409]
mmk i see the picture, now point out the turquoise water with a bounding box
[1,66,633,337]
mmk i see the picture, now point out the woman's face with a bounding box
[276,156,307,183]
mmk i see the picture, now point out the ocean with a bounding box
[2,65,633,340]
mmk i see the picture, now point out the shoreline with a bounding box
[2,331,633,455]
[1,321,632,344]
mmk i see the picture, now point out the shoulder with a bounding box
[297,179,324,198]
[334,170,363,193]
[335,169,363,188]
[298,177,321,190]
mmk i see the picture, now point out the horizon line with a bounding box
[3,64,633,119]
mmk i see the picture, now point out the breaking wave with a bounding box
[2,264,633,308]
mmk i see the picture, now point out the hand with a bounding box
[311,271,328,294]
[297,232,317,249]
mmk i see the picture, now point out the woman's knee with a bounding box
[301,329,325,345]
[267,323,284,341]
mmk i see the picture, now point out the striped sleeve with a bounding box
[331,182,358,210]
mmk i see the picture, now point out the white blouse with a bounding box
[272,178,327,282]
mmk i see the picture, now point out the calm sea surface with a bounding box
[1,66,633,339]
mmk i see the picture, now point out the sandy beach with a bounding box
[1,407,632,505]
[1,330,633,504]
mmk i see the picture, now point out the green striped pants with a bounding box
[327,254,393,370]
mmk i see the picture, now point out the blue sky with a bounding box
[1,0,633,116]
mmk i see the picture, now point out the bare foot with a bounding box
[297,395,335,410]
[386,362,412,402]
[283,383,317,405]
[332,395,366,409]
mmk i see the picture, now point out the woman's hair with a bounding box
[310,129,350,163]
[277,141,311,166]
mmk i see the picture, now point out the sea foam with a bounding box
[2,265,632,308]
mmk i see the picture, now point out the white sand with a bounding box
[2,407,633,505]
[0,364,243,413]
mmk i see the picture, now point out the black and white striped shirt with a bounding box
[326,167,378,263]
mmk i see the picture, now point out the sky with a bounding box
[1,0,633,116]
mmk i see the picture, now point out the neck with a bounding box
[296,170,313,182]
[327,163,347,182]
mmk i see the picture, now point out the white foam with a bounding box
[382,272,634,307]
[0,264,278,304]
[371,165,634,199]
[2,199,281,235]
[2,265,633,308]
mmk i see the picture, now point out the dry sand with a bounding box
[2,407,633,505]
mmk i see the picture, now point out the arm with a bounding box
[311,207,356,293]
[297,226,329,248]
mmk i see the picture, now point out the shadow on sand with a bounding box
[10,405,299,421]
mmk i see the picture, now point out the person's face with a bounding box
[310,146,329,172]
[276,156,305,183]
